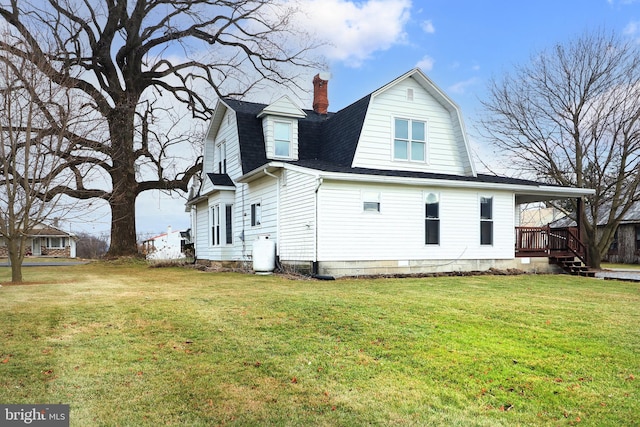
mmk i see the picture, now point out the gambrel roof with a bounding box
[203,68,594,204]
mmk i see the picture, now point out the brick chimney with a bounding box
[312,73,329,115]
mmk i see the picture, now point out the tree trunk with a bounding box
[7,238,23,283]
[105,102,140,257]
[107,183,139,257]
[588,243,602,270]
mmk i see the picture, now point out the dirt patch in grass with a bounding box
[1,281,51,286]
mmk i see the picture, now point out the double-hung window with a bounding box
[211,205,220,246]
[274,121,291,157]
[480,196,493,245]
[394,118,426,162]
[251,202,262,227]
[425,193,440,245]
[216,141,226,174]
[225,204,233,244]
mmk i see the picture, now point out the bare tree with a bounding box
[75,232,109,259]
[0,36,89,282]
[0,0,321,257]
[478,29,640,268]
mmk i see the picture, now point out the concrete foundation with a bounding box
[294,257,561,278]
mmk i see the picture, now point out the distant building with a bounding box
[141,226,190,260]
[0,223,77,258]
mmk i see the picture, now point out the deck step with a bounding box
[550,256,595,277]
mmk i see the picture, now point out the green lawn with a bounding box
[1,262,638,426]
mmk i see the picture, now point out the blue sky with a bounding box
[75,0,640,238]
[311,0,639,121]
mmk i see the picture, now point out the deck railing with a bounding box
[515,226,587,264]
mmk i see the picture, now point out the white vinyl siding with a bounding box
[202,109,241,195]
[352,77,468,175]
[317,181,515,261]
[279,170,316,260]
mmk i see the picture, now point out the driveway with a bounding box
[595,269,640,282]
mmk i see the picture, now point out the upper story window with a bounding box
[274,121,291,157]
[216,141,226,174]
[394,118,426,162]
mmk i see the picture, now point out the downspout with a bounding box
[263,169,280,257]
[313,177,323,276]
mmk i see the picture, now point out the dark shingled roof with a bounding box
[206,173,235,187]
[223,96,370,173]
[222,96,559,189]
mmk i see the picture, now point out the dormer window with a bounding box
[274,121,291,157]
[257,96,305,161]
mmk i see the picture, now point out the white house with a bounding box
[141,226,190,261]
[186,69,594,277]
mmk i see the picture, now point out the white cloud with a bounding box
[416,55,434,71]
[296,0,412,68]
[623,20,640,36]
[448,77,479,95]
[421,19,435,34]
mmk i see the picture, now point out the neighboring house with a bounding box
[141,226,191,260]
[186,68,594,277]
[0,224,77,258]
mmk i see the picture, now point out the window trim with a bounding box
[362,191,381,213]
[216,141,227,174]
[46,237,66,249]
[425,192,440,245]
[251,202,262,227]
[225,204,233,244]
[211,204,220,246]
[273,120,292,158]
[392,117,428,163]
[480,196,493,246]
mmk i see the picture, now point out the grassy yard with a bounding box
[0,262,638,426]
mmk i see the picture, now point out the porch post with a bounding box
[577,196,586,261]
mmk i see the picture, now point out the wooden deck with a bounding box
[515,226,589,268]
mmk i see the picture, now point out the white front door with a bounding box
[31,238,41,256]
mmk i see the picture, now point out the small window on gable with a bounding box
[274,121,291,157]
[363,192,381,213]
[407,88,414,101]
